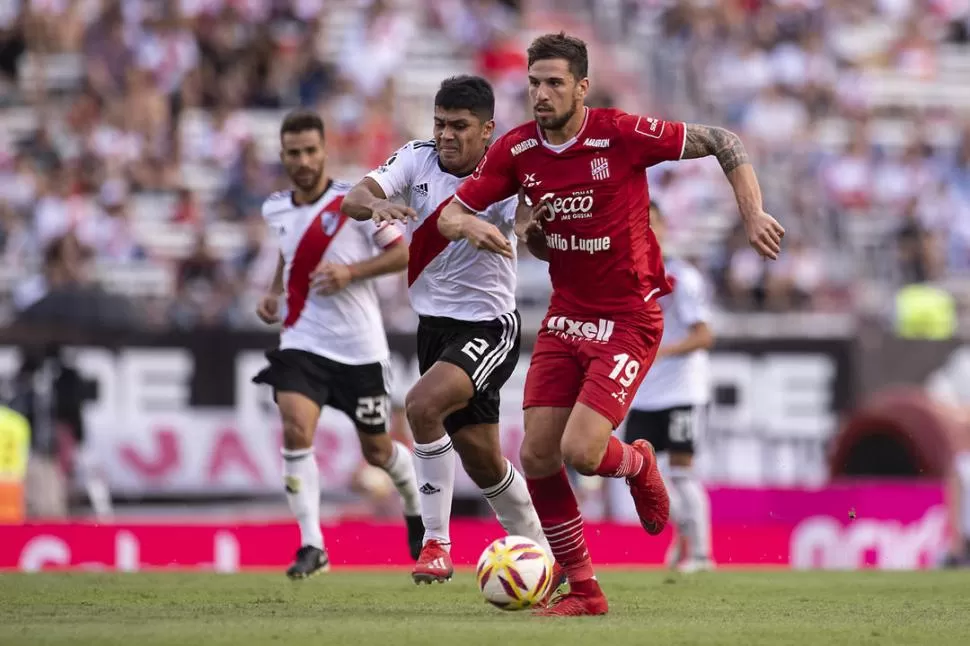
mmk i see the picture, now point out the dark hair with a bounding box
[434,75,495,122]
[280,109,325,141]
[527,32,588,80]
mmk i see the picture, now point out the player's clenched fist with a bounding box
[744,210,785,260]
[370,200,418,225]
[311,261,352,295]
[462,217,514,259]
[256,293,281,324]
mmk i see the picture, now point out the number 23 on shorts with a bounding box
[355,395,388,426]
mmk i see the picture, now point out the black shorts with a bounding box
[252,348,390,434]
[416,311,521,435]
[624,405,706,454]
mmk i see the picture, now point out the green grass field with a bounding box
[1,570,968,645]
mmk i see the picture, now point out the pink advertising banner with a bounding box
[0,482,949,572]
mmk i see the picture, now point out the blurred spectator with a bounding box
[14,232,140,330]
[169,230,233,328]
[0,0,965,329]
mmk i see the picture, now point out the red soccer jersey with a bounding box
[456,107,686,317]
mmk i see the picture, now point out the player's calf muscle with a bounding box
[358,432,393,467]
[452,425,505,487]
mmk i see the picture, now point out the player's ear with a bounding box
[482,119,495,141]
[577,78,590,101]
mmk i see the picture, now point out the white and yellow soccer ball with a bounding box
[476,536,554,610]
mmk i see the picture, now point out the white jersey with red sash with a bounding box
[261,180,403,364]
[365,140,518,322]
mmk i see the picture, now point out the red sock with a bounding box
[527,467,595,584]
[593,436,644,478]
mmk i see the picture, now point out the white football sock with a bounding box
[956,453,970,537]
[482,460,554,558]
[412,435,456,549]
[660,463,687,565]
[670,466,711,561]
[381,440,421,516]
[282,448,323,550]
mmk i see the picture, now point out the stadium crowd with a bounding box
[0,0,968,331]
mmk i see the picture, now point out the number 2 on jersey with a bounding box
[461,338,490,362]
[608,353,640,388]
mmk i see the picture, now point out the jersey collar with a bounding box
[437,147,487,178]
[536,107,589,154]
[291,178,334,207]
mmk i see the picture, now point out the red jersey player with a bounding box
[437,33,785,616]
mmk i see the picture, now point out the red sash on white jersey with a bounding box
[283,196,347,328]
[407,195,452,287]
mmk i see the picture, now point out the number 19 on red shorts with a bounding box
[523,304,663,428]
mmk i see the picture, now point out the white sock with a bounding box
[482,460,554,559]
[381,440,421,516]
[661,466,687,564]
[282,448,323,550]
[956,453,970,538]
[670,466,711,561]
[412,435,456,548]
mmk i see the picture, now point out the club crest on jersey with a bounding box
[321,211,342,235]
[590,157,610,181]
[523,173,542,188]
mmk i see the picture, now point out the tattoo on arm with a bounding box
[682,124,750,173]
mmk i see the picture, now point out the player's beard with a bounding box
[536,103,577,131]
[291,166,323,193]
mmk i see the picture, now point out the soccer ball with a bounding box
[475,536,554,610]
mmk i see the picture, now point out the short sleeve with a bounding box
[674,265,711,327]
[616,113,687,169]
[492,196,519,226]
[455,133,519,213]
[365,143,418,199]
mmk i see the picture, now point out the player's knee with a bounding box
[404,389,439,436]
[281,417,314,450]
[519,439,559,478]
[560,437,604,476]
[669,451,693,468]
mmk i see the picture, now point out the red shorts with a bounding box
[523,302,664,428]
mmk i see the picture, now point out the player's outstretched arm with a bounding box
[341,178,418,224]
[438,198,513,259]
[311,239,408,295]
[681,124,785,260]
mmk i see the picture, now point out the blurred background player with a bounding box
[252,110,422,579]
[626,202,715,574]
[342,75,557,587]
[443,32,784,616]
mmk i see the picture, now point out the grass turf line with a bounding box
[1,571,968,646]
